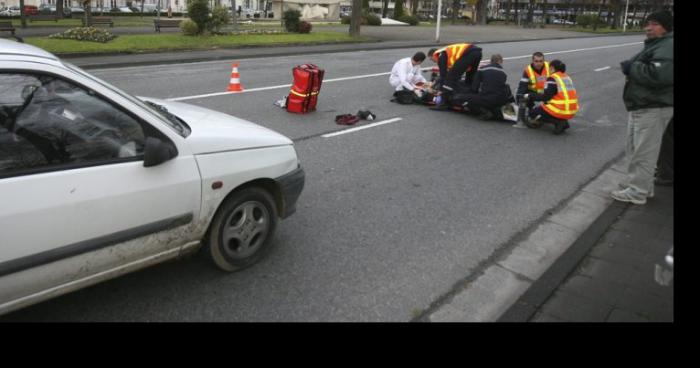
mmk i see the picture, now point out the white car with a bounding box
[552,18,575,25]
[0,39,305,315]
[0,6,20,17]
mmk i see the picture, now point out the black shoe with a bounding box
[552,120,567,135]
[477,110,495,120]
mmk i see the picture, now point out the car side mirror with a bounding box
[21,85,38,100]
[143,137,178,167]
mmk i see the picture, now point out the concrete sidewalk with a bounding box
[499,175,674,322]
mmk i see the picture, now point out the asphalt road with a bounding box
[1,35,644,321]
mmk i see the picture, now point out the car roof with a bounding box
[0,39,60,63]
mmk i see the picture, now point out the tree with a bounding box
[188,0,211,34]
[394,0,405,18]
[526,0,535,27]
[505,0,512,24]
[451,0,460,24]
[19,0,26,28]
[411,0,419,16]
[593,0,604,31]
[382,0,389,18]
[57,0,64,20]
[477,0,487,24]
[350,0,362,37]
[82,0,91,28]
[542,0,548,25]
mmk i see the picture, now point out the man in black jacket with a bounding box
[453,54,514,120]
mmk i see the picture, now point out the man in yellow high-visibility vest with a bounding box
[427,43,483,110]
[523,59,578,135]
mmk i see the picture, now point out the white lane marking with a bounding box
[169,84,292,101]
[169,72,391,102]
[322,118,403,138]
[168,42,642,102]
[594,66,611,72]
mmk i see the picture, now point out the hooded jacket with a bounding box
[623,32,673,111]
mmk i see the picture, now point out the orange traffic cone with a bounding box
[227,63,244,92]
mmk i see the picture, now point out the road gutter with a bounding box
[418,156,629,322]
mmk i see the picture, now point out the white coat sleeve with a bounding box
[397,61,416,91]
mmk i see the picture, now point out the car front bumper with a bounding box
[277,165,305,219]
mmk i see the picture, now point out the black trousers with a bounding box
[656,117,674,180]
[443,49,483,93]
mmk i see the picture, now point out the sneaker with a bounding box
[617,183,653,198]
[611,187,647,205]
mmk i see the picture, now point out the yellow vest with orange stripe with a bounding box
[542,72,579,120]
[525,61,550,93]
[432,43,472,70]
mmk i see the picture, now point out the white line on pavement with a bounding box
[594,66,611,72]
[168,72,391,102]
[168,42,642,102]
[322,118,403,138]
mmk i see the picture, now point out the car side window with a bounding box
[0,72,146,177]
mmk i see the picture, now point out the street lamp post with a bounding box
[435,0,442,42]
[622,0,630,32]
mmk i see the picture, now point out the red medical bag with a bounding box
[286,64,324,114]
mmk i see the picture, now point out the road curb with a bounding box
[60,33,644,69]
[421,156,628,322]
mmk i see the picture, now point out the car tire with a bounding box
[206,187,278,272]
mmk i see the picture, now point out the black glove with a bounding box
[620,60,632,76]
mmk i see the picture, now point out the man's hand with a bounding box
[620,60,632,76]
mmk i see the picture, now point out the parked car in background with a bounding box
[0,39,305,316]
[39,4,72,17]
[70,6,85,15]
[0,6,20,17]
[23,5,39,15]
[552,18,575,25]
[142,4,166,14]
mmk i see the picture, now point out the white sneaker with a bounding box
[611,187,647,205]
[617,183,653,198]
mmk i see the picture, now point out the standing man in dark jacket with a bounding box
[612,11,674,205]
[455,54,514,120]
[427,43,483,110]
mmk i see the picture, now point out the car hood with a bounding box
[140,97,293,155]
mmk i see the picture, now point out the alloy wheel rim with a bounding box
[222,201,270,260]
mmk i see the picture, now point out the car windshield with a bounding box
[63,62,191,137]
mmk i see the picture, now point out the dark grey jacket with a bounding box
[623,32,673,111]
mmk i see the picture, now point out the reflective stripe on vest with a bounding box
[525,61,550,93]
[542,72,579,120]
[432,43,471,70]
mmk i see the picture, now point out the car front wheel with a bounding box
[207,187,278,272]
